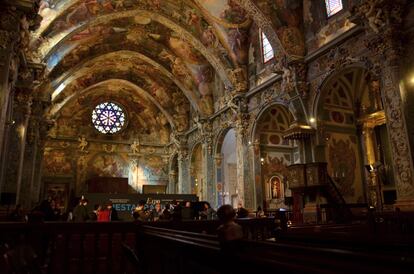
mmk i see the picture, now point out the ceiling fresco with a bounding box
[34,0,299,145]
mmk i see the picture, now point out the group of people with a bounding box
[7,197,258,224]
[8,198,63,222]
[132,200,217,222]
[71,198,119,222]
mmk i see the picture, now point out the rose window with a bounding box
[92,102,125,134]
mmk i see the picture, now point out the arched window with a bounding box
[92,102,126,134]
[325,0,343,17]
[261,31,274,63]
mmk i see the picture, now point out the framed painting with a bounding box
[44,183,69,211]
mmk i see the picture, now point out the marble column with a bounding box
[235,123,254,209]
[202,141,215,204]
[214,154,223,208]
[2,93,32,204]
[250,140,262,209]
[0,10,21,200]
[15,96,32,205]
[178,149,190,194]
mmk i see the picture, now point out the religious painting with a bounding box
[42,150,73,175]
[89,153,127,178]
[44,183,69,210]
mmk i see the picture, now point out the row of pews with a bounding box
[0,218,413,274]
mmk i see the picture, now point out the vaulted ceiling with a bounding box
[34,0,303,141]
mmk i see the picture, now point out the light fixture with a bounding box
[410,76,414,85]
[309,117,316,123]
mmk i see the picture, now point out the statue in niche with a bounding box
[130,140,140,154]
[78,137,88,152]
[270,177,283,199]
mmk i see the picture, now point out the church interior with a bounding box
[1,0,414,273]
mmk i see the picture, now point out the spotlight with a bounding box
[309,117,316,123]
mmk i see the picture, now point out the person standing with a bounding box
[73,198,89,222]
[199,202,216,220]
[107,201,118,221]
[97,204,110,222]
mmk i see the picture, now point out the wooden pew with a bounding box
[0,221,413,274]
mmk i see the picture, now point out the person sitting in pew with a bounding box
[217,205,244,245]
[199,202,217,220]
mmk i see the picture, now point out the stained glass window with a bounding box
[92,102,125,134]
[261,31,274,63]
[325,0,343,17]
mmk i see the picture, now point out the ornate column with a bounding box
[214,154,224,208]
[2,91,32,204]
[234,101,254,209]
[202,138,215,204]
[250,139,263,209]
[15,93,32,205]
[353,0,414,210]
[0,1,41,203]
[177,148,190,194]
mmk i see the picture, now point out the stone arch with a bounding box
[250,101,297,143]
[250,102,295,209]
[214,127,238,207]
[314,65,391,206]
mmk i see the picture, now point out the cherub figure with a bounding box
[78,137,88,151]
[130,140,140,154]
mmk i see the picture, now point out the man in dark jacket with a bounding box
[73,199,89,222]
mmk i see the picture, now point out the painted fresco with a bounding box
[46,18,215,115]
[196,0,250,65]
[42,149,73,175]
[326,135,364,201]
[89,153,127,178]
[255,0,305,56]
